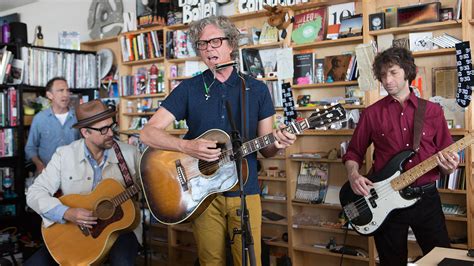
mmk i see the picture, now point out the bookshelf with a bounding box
[80,0,474,265]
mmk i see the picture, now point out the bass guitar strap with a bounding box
[239,73,249,140]
[413,97,427,153]
[112,141,134,187]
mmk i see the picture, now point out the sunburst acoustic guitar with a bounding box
[140,104,347,225]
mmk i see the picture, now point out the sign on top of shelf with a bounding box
[179,0,217,24]
[238,0,308,13]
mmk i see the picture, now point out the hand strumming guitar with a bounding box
[180,138,222,162]
[64,207,98,228]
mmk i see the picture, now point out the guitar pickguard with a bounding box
[185,161,237,203]
[90,206,124,238]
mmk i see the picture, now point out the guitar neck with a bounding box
[240,119,310,157]
[391,132,474,191]
[112,184,141,206]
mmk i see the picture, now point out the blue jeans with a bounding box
[24,231,139,266]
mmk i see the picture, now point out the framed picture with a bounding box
[446,119,454,129]
[432,67,458,99]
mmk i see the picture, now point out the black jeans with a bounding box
[374,188,450,266]
[24,231,140,266]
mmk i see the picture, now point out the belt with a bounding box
[404,182,437,197]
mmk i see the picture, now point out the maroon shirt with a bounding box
[342,91,453,186]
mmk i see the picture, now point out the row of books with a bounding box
[20,47,99,88]
[120,30,163,62]
[0,128,16,157]
[165,30,196,59]
[265,80,283,108]
[120,69,165,96]
[437,167,466,190]
[0,87,18,127]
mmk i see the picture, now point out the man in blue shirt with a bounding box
[141,16,296,266]
[25,77,79,174]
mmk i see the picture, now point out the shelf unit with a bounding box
[80,0,474,265]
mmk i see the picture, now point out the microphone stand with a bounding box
[226,85,256,265]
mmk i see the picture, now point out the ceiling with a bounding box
[0,0,37,13]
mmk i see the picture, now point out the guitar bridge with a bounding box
[176,160,189,191]
[344,203,360,221]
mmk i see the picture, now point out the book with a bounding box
[291,8,327,44]
[58,31,80,50]
[241,48,264,78]
[293,53,314,85]
[323,54,352,82]
[339,14,363,38]
[259,22,279,44]
[409,32,433,52]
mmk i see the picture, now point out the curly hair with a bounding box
[188,16,240,59]
[372,47,417,84]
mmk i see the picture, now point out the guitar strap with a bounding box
[413,97,427,153]
[112,141,134,187]
[240,72,249,140]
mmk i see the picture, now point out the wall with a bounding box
[0,0,235,48]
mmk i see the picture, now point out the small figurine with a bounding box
[149,64,158,94]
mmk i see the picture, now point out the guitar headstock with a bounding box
[307,104,347,129]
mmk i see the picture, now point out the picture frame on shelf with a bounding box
[446,119,454,129]
[338,14,362,38]
[369,12,385,31]
[397,2,440,27]
[432,67,457,99]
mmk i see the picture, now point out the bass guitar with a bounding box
[140,104,346,224]
[42,179,141,266]
[339,132,474,236]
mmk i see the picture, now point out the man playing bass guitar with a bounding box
[342,47,459,265]
[140,16,295,266]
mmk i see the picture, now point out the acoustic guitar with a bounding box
[140,104,346,224]
[42,178,141,266]
[339,132,474,236]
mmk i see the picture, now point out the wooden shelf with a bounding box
[450,129,468,136]
[257,77,278,81]
[292,201,342,210]
[292,81,358,89]
[258,176,287,182]
[292,224,359,236]
[122,93,166,99]
[292,36,363,50]
[242,42,283,50]
[368,20,461,36]
[412,48,456,58]
[169,76,191,80]
[119,129,140,135]
[264,240,289,248]
[261,198,287,204]
[444,215,467,222]
[171,244,197,253]
[81,36,117,46]
[293,244,370,262]
[257,156,286,160]
[290,158,342,163]
[438,189,467,194]
[262,219,288,226]
[122,56,164,65]
[167,56,200,63]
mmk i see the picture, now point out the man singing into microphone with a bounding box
[141,16,295,266]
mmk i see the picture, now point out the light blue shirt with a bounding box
[25,107,79,165]
[42,143,109,223]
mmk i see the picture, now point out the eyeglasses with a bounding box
[196,37,229,50]
[86,122,117,135]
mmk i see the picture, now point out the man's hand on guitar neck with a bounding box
[273,125,296,149]
[180,138,221,162]
[64,208,98,228]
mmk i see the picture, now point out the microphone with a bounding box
[215,60,237,71]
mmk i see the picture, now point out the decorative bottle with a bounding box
[316,63,324,83]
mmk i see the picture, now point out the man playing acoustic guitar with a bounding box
[342,47,459,265]
[141,16,295,266]
[25,100,141,265]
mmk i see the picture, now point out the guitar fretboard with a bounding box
[391,132,474,191]
[111,184,141,207]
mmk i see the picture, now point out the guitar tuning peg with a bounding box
[315,108,320,112]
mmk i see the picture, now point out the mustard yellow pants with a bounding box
[192,194,262,266]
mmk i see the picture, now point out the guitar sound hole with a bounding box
[199,160,219,176]
[95,199,115,220]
